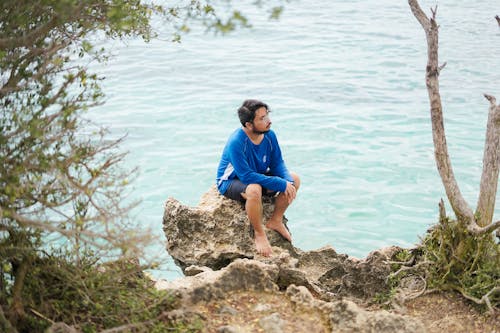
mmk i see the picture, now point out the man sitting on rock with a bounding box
[216,99,300,257]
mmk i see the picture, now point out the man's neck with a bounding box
[242,126,264,144]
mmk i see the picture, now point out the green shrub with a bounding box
[3,251,202,333]
[420,219,500,309]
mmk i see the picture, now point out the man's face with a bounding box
[250,106,272,134]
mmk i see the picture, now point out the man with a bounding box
[216,99,300,257]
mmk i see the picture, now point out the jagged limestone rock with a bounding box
[163,186,402,303]
[318,246,403,301]
[156,259,279,303]
[156,259,425,333]
[163,185,297,273]
[286,285,425,333]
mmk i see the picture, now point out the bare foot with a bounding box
[266,218,292,242]
[254,232,272,257]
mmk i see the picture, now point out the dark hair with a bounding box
[237,99,269,127]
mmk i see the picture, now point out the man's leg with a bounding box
[242,184,273,257]
[266,172,301,241]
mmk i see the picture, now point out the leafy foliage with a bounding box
[0,0,288,330]
[0,0,157,265]
[5,250,200,333]
[387,219,499,312]
[420,218,500,310]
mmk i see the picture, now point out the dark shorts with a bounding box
[224,179,278,203]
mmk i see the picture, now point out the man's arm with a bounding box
[268,132,293,183]
[229,138,288,192]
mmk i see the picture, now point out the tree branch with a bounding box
[0,15,59,50]
[438,198,447,224]
[408,0,431,30]
[9,257,29,326]
[467,219,500,235]
[484,94,497,106]
[409,0,475,224]
[29,308,55,325]
[9,211,120,250]
[456,286,499,314]
[0,2,87,50]
[475,94,500,227]
[0,40,69,98]
[0,304,18,333]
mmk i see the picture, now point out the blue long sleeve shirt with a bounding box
[216,128,293,195]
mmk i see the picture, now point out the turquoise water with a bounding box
[89,0,500,279]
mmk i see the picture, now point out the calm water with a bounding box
[89,0,500,279]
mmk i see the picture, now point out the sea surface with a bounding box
[89,0,500,280]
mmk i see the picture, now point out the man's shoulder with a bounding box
[228,128,244,140]
[227,128,247,146]
[264,129,279,143]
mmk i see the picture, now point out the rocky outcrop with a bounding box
[163,186,402,304]
[155,259,425,332]
[163,185,297,272]
[286,284,424,333]
[161,187,425,331]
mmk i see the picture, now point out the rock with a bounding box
[219,305,238,315]
[286,285,425,333]
[318,246,403,301]
[328,299,426,333]
[163,185,298,273]
[296,246,346,280]
[163,187,403,303]
[185,265,213,276]
[277,266,324,297]
[154,269,223,292]
[217,325,245,333]
[157,258,425,333]
[189,259,279,303]
[161,309,206,331]
[258,313,285,333]
[157,259,279,303]
[285,285,315,304]
[253,303,272,312]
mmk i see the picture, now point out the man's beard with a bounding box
[252,128,270,135]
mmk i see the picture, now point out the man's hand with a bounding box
[284,181,297,204]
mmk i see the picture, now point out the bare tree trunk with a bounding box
[406,3,500,311]
[8,258,29,327]
[408,0,474,224]
[476,95,500,227]
[409,0,500,236]
[0,305,17,333]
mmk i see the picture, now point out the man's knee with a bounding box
[290,171,301,190]
[244,184,262,201]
